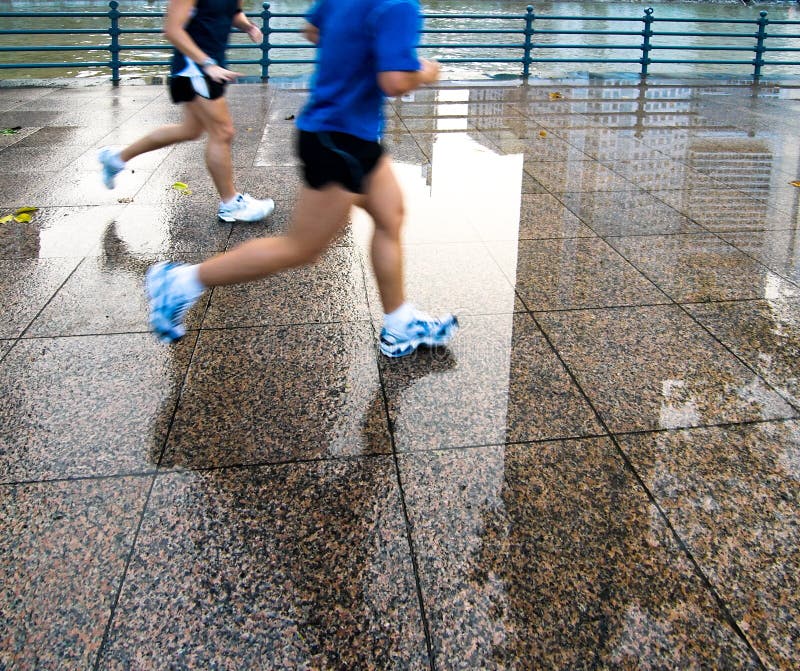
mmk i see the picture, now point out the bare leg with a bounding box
[119,103,204,163]
[359,156,406,313]
[185,96,238,202]
[198,184,354,287]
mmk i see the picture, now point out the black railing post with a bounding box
[522,5,534,79]
[754,10,768,78]
[108,0,121,85]
[260,2,271,81]
[640,7,653,77]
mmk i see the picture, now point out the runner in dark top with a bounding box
[144,0,458,358]
[99,0,274,223]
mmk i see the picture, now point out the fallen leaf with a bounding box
[539,130,547,138]
[548,92,563,100]
[171,182,192,195]
[0,215,12,224]
[14,206,38,215]
[790,180,800,187]
[117,197,133,203]
[13,213,31,223]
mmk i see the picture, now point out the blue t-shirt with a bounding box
[170,0,238,75]
[297,0,421,142]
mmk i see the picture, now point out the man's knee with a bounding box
[209,121,235,144]
[373,200,405,237]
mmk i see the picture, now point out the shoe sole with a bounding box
[380,318,459,358]
[218,199,275,223]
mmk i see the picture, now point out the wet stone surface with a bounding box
[2,80,800,669]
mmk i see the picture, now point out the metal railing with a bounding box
[1,2,800,83]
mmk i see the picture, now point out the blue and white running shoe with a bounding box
[145,261,198,343]
[379,312,459,358]
[98,147,124,189]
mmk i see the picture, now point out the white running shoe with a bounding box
[217,193,275,223]
[98,147,124,189]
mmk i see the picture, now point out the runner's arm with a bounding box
[163,0,211,66]
[303,22,320,44]
[378,58,439,96]
[233,2,263,44]
[163,0,240,81]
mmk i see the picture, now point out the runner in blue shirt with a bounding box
[144,0,458,357]
[98,0,274,223]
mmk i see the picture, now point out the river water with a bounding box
[1,0,800,81]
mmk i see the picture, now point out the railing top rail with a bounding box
[0,11,110,18]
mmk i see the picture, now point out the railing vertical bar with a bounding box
[641,6,654,77]
[522,4,534,79]
[754,10,768,78]
[261,1,271,81]
[108,0,120,85]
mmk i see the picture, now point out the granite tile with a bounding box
[0,172,44,205]
[559,190,703,237]
[618,422,800,670]
[27,252,209,337]
[0,126,40,149]
[0,144,86,172]
[604,159,723,191]
[720,229,800,286]
[492,193,595,241]
[0,334,194,481]
[0,339,13,361]
[365,242,519,320]
[574,132,668,161]
[241,165,303,204]
[162,323,390,468]
[520,171,548,194]
[490,238,666,311]
[525,160,638,193]
[650,189,794,233]
[0,257,79,337]
[99,204,231,255]
[25,165,152,207]
[381,313,602,450]
[685,297,800,407]
[610,233,796,303]
[384,132,430,163]
[399,441,759,669]
[494,132,590,162]
[0,476,149,671]
[0,88,53,112]
[98,460,429,669]
[0,110,61,128]
[254,123,299,167]
[537,305,796,433]
[135,163,232,205]
[203,245,369,328]
[0,205,123,260]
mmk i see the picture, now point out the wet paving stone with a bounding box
[0,333,194,481]
[399,441,760,669]
[0,476,149,670]
[97,459,429,669]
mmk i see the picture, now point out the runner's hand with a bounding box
[246,24,263,44]
[419,58,441,84]
[203,63,241,83]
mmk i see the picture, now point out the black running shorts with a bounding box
[297,130,384,194]
[169,75,226,103]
